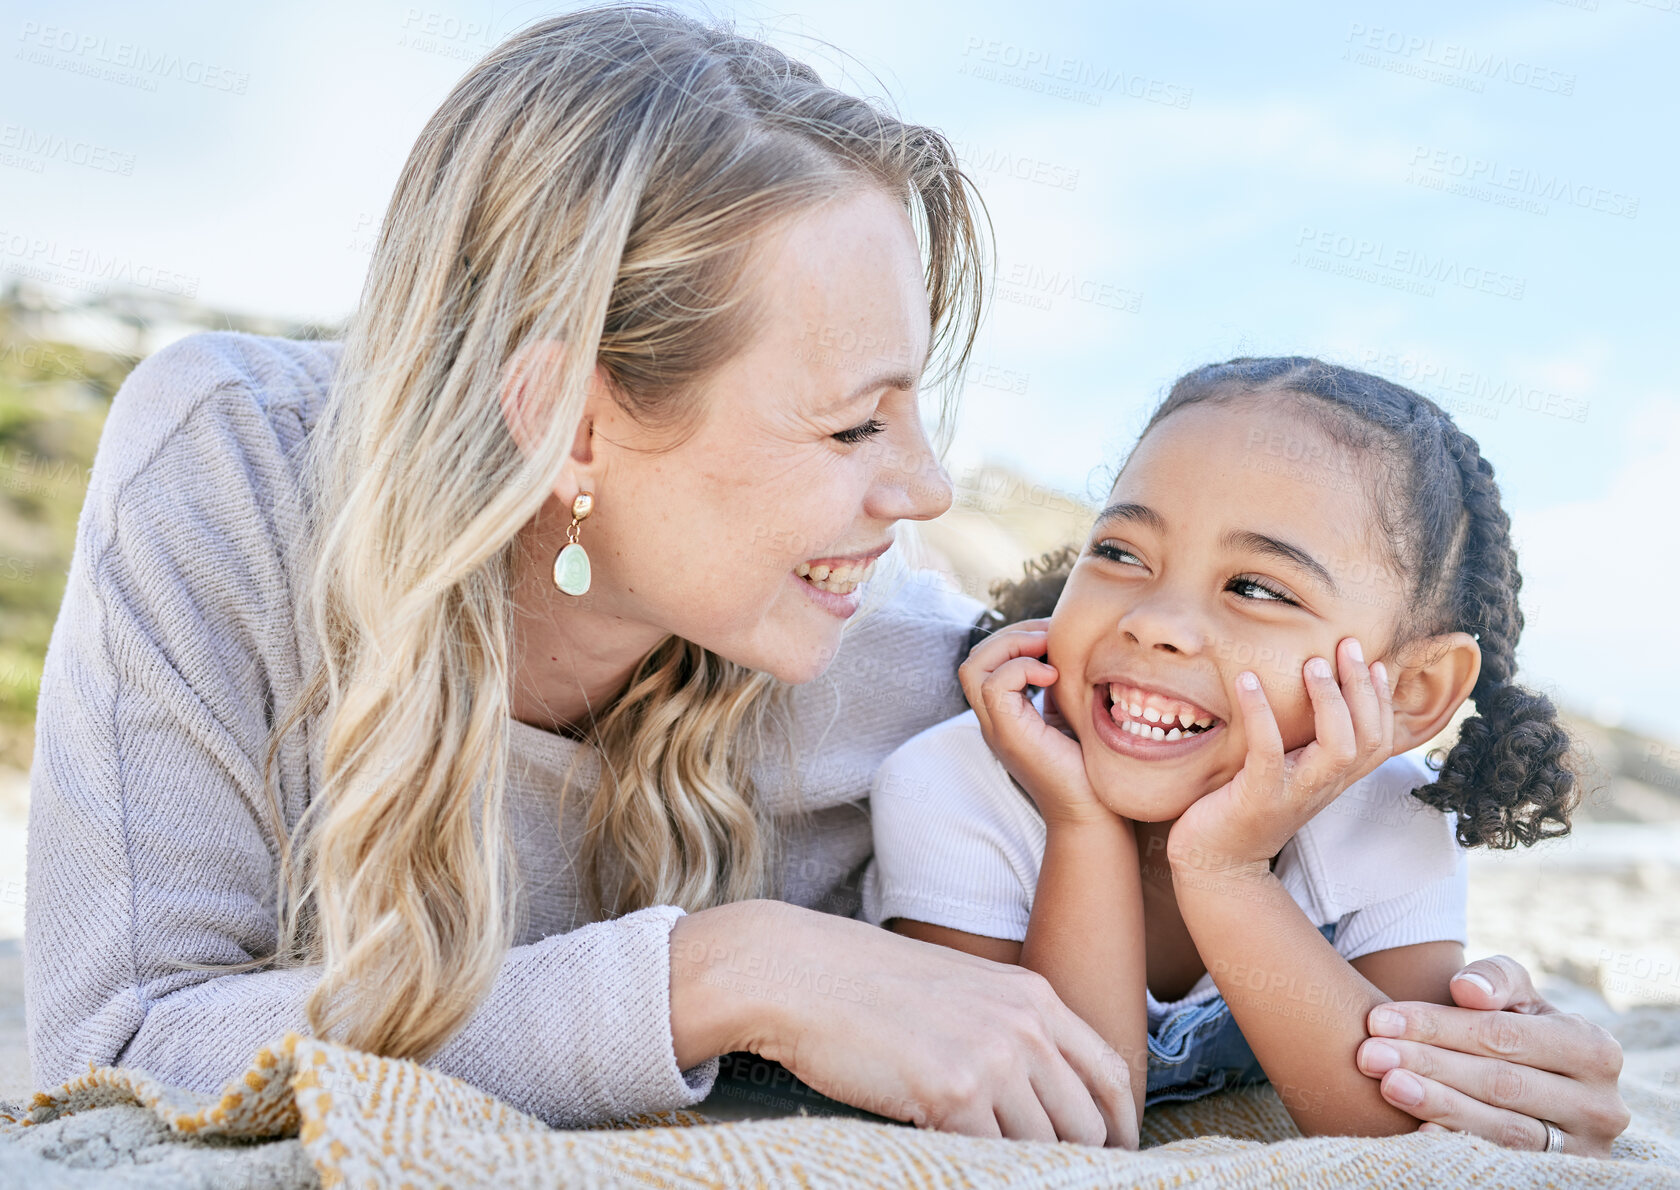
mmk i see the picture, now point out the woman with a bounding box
[24,5,1627,1154]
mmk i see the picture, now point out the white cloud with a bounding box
[1513,396,1680,739]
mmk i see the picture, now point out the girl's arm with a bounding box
[1018,815,1149,1122]
[1167,639,1461,1135]
[1170,860,1465,1134]
[894,820,1152,1125]
[952,621,1150,1123]
[887,813,1149,1127]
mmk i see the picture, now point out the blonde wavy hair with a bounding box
[233,5,985,1061]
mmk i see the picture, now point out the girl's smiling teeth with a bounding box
[1105,683,1219,741]
[795,556,878,595]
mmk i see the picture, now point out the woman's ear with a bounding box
[497,340,607,477]
[1387,631,1482,752]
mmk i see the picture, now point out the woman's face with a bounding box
[581,188,952,683]
[1047,399,1405,822]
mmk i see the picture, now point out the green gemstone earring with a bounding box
[552,490,594,596]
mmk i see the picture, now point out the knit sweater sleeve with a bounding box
[23,332,713,1127]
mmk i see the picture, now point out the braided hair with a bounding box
[973,356,1577,849]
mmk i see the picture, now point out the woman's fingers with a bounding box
[1358,1035,1586,1125]
[990,1090,1060,1144]
[1031,1056,1107,1145]
[1026,1056,1111,1147]
[1373,1067,1556,1152]
[933,982,1133,1147]
[1369,998,1618,1079]
[1365,988,1630,1156]
[1446,954,1553,1014]
[1057,1031,1140,1149]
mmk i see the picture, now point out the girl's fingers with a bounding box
[979,657,1058,722]
[1371,658,1395,758]
[1231,671,1285,793]
[1307,654,1356,765]
[1293,654,1356,793]
[962,620,1051,671]
[959,627,1050,712]
[1335,638,1390,776]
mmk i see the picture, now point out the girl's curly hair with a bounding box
[971,357,1578,850]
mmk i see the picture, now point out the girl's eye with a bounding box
[831,416,886,444]
[1228,575,1299,606]
[1092,541,1144,566]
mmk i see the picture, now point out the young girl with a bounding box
[862,356,1577,1137]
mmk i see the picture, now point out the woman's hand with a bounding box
[1167,637,1392,874]
[670,899,1139,1147]
[957,619,1108,827]
[1356,954,1631,1157]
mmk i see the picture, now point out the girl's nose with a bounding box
[1116,596,1206,656]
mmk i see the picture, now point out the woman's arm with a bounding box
[23,337,714,1126]
[669,899,1139,1146]
[25,506,713,1127]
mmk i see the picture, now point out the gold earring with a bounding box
[552,490,594,596]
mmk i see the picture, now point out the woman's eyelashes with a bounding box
[830,416,886,444]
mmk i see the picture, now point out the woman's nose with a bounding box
[868,425,953,523]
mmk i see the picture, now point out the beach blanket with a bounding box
[3,1030,1678,1188]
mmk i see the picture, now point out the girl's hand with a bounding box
[1167,637,1393,874]
[671,900,1140,1147]
[957,619,1107,827]
[1357,954,1631,1157]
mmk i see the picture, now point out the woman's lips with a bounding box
[790,568,864,618]
[1087,684,1225,760]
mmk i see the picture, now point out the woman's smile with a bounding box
[789,542,892,618]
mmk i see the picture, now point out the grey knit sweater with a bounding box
[23,331,979,1127]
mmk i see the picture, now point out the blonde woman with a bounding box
[25,5,1627,1154]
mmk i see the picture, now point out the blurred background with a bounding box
[0,0,1675,1100]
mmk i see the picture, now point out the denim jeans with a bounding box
[1144,921,1338,1106]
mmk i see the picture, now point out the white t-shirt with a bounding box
[861,704,1469,1017]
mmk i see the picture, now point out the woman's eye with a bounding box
[831,417,886,444]
[1229,576,1298,605]
[1092,541,1143,566]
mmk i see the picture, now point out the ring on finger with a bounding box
[1541,1119,1564,1154]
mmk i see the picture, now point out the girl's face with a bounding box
[1047,398,1405,822]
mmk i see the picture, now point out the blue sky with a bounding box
[2,0,1675,740]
